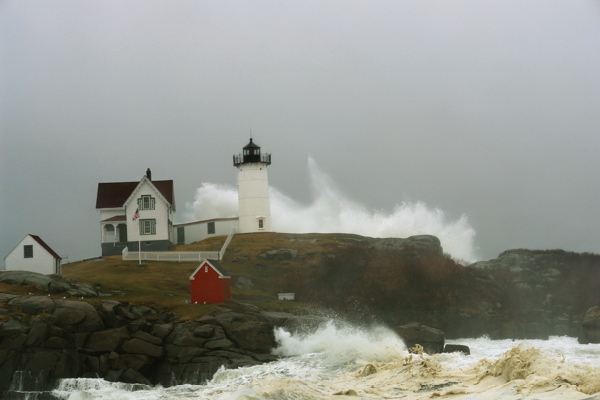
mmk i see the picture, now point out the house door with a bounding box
[118,224,128,242]
[177,227,185,245]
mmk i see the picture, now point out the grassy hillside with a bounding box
[61,232,354,320]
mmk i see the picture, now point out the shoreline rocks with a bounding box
[0,295,279,396]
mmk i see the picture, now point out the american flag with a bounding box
[132,208,140,221]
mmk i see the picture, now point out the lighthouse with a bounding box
[233,139,272,233]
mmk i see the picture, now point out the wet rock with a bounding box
[579,306,600,344]
[25,318,49,346]
[132,331,162,346]
[0,295,279,395]
[215,312,276,354]
[86,327,130,352]
[443,344,470,355]
[0,320,29,338]
[395,322,445,354]
[122,338,164,358]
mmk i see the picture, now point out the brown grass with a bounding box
[60,232,342,320]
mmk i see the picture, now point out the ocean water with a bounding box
[24,320,600,399]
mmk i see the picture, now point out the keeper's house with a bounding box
[96,169,175,256]
[189,259,231,304]
[4,234,62,275]
[95,139,273,256]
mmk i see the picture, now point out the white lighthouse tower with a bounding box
[233,139,272,233]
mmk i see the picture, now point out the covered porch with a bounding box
[100,215,128,256]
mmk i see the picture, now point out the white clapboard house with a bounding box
[96,169,175,256]
[4,234,62,274]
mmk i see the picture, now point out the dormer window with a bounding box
[138,195,155,210]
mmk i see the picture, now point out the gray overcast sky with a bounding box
[2,1,600,264]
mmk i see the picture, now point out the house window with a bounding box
[24,245,33,258]
[139,219,156,235]
[258,219,264,229]
[138,195,155,210]
[207,221,215,234]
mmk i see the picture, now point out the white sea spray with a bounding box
[49,327,600,400]
[186,157,478,262]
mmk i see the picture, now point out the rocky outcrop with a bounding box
[0,295,278,396]
[0,271,99,297]
[366,235,443,255]
[469,249,600,339]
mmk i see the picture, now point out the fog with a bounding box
[1,1,600,264]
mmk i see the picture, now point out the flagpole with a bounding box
[132,208,142,266]
[138,219,141,266]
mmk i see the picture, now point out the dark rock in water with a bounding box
[443,344,470,355]
[395,322,445,354]
[579,306,600,344]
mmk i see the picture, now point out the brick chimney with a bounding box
[146,168,152,181]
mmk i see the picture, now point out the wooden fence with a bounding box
[122,229,235,262]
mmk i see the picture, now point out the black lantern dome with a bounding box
[233,138,271,166]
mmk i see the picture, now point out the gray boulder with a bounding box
[259,249,298,260]
[0,271,98,297]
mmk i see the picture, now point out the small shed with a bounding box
[4,234,62,275]
[189,259,231,304]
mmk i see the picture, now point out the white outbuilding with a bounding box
[3,234,62,275]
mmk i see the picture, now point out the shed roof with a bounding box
[190,259,231,280]
[29,234,62,260]
[96,179,174,209]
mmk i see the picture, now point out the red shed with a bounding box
[189,259,231,304]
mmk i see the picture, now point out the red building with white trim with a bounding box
[189,259,231,304]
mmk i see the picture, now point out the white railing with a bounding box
[122,229,235,263]
[122,247,219,262]
[219,229,236,260]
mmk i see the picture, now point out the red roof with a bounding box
[100,215,127,222]
[96,179,174,209]
[29,234,61,260]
